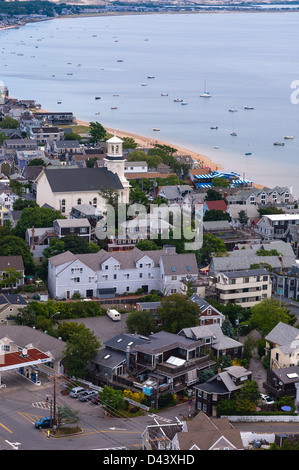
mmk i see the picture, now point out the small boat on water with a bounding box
[244,105,255,110]
[95,97,101,100]
[57,101,62,104]
[147,76,155,79]
[111,107,118,110]
[174,98,183,102]
[210,126,218,130]
[95,112,100,115]
[161,93,168,96]
[113,94,119,96]
[181,101,188,105]
[200,92,211,98]
[153,128,160,131]
[200,80,211,98]
[229,108,238,112]
[67,73,73,75]
[231,132,237,136]
[141,83,148,86]
[273,142,285,146]
[245,152,252,155]
[284,136,294,139]
[117,59,124,62]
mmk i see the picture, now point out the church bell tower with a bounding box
[104,132,130,203]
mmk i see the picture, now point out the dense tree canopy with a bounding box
[14,206,65,239]
[0,235,34,273]
[157,293,200,334]
[250,298,293,337]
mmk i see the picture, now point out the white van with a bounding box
[107,309,121,321]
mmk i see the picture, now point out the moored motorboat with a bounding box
[244,105,254,109]
[284,136,294,139]
[231,132,237,136]
[273,142,285,146]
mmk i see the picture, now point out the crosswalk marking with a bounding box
[32,401,57,410]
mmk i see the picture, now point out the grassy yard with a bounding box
[60,125,90,134]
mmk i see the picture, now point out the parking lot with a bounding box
[65,312,129,346]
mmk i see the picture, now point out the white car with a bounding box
[260,394,274,405]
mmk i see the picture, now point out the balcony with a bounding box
[156,355,214,377]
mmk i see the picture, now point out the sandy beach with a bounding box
[75,118,221,171]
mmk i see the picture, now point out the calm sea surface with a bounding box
[1,12,299,194]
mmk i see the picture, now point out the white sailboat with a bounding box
[200,81,211,98]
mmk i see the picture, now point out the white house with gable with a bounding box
[47,247,198,299]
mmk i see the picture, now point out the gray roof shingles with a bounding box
[44,167,123,193]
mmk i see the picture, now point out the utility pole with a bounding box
[53,377,57,432]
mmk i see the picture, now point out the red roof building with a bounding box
[204,200,228,213]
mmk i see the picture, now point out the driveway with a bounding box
[240,329,267,393]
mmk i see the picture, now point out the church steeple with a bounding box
[105,131,124,161]
[104,131,130,204]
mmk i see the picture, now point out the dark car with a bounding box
[91,395,101,405]
[35,417,52,429]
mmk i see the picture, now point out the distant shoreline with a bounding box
[1,7,299,34]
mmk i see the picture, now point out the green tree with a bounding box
[135,239,161,251]
[200,369,215,383]
[27,158,45,166]
[129,186,149,205]
[63,327,100,378]
[211,177,230,188]
[157,293,200,334]
[199,233,227,263]
[64,132,81,141]
[0,268,23,291]
[238,379,260,404]
[216,398,237,416]
[62,234,91,254]
[57,405,79,428]
[0,235,34,273]
[238,210,249,226]
[203,209,231,222]
[0,116,19,129]
[205,188,226,201]
[99,385,125,412]
[250,298,292,337]
[13,199,38,211]
[122,137,137,149]
[242,333,256,363]
[126,310,156,336]
[221,318,235,339]
[89,121,107,143]
[14,206,65,239]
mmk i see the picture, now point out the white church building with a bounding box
[35,134,130,217]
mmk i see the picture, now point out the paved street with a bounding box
[0,369,191,450]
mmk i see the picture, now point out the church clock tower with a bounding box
[104,132,130,203]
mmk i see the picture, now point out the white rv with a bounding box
[107,309,121,321]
